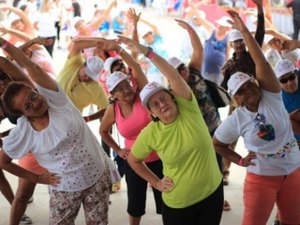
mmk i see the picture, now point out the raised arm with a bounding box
[253,0,265,47]
[0,57,32,86]
[18,37,53,52]
[126,8,141,59]
[90,0,117,29]
[175,19,203,70]
[227,10,280,93]
[282,40,300,51]
[118,36,191,100]
[0,4,35,35]
[0,37,57,91]
[0,25,34,42]
[139,18,160,36]
[188,5,215,35]
[68,37,107,58]
[96,39,148,91]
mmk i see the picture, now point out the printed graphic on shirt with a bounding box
[257,139,297,159]
[253,113,275,141]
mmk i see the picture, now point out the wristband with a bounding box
[1,40,8,50]
[145,47,155,60]
[238,157,244,166]
[86,116,91,122]
[133,27,137,32]
[188,28,194,34]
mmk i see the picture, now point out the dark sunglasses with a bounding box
[279,73,297,84]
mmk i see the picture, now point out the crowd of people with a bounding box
[0,0,300,225]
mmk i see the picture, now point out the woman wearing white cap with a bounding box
[274,59,300,146]
[100,46,163,225]
[213,11,300,225]
[118,35,223,224]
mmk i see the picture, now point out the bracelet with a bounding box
[133,27,137,32]
[1,40,9,50]
[86,116,91,122]
[145,47,155,60]
[238,157,244,167]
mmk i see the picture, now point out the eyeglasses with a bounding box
[148,93,172,111]
[279,73,296,84]
[113,81,132,93]
[24,91,39,112]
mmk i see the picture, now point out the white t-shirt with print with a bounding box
[215,90,300,176]
[3,83,106,192]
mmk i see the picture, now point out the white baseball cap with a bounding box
[139,24,153,38]
[168,57,183,69]
[215,16,232,28]
[8,13,21,25]
[104,57,120,75]
[106,71,129,92]
[85,56,103,81]
[228,29,243,42]
[71,16,84,29]
[140,81,166,107]
[227,72,253,96]
[274,59,296,79]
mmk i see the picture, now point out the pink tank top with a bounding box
[114,96,159,163]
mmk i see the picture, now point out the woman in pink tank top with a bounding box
[100,46,163,225]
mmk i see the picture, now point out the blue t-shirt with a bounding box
[203,31,228,74]
[282,86,300,141]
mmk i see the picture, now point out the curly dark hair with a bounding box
[1,82,30,116]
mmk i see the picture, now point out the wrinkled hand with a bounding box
[35,37,54,46]
[37,171,61,186]
[117,148,130,160]
[96,38,120,51]
[175,19,192,31]
[118,35,146,54]
[156,176,174,192]
[241,151,256,167]
[227,10,247,33]
[126,8,141,25]
[281,40,299,51]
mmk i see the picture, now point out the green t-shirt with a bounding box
[132,93,222,208]
[56,54,108,112]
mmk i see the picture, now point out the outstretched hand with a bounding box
[37,171,61,186]
[96,38,120,51]
[118,35,147,54]
[281,40,299,52]
[226,10,247,33]
[175,19,192,31]
[126,8,141,25]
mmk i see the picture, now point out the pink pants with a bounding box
[242,167,300,225]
